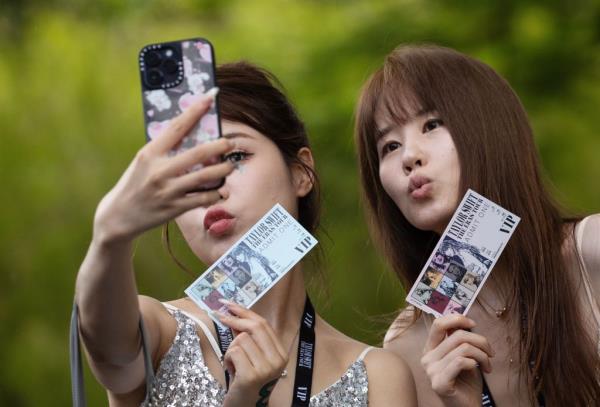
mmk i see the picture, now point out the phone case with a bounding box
[139,38,223,190]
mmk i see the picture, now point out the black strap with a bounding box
[69,302,155,406]
[213,295,316,406]
[481,373,545,406]
[214,322,234,389]
[481,372,496,406]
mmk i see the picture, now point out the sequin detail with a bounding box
[142,310,369,406]
[309,359,369,406]
[142,311,226,406]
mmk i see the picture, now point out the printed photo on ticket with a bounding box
[406,189,520,317]
[185,203,318,325]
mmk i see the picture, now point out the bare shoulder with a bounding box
[578,214,600,266]
[363,348,417,406]
[383,308,445,407]
[137,295,178,365]
[383,307,428,363]
[163,296,219,335]
[577,214,600,291]
[316,317,417,406]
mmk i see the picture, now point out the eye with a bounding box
[423,118,444,133]
[224,150,252,164]
[380,141,402,158]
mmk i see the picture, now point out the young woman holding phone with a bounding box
[75,61,416,406]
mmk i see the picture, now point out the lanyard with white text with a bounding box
[214,295,316,406]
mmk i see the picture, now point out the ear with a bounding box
[291,147,315,198]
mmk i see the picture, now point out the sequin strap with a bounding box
[69,303,154,407]
[161,303,223,359]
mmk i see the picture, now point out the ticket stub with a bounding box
[185,203,317,324]
[406,189,520,317]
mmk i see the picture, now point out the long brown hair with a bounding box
[355,44,599,406]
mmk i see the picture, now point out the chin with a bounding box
[404,210,449,234]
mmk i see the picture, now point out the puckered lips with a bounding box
[408,175,432,200]
[203,207,236,237]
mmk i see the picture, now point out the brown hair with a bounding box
[355,45,599,406]
[164,61,322,275]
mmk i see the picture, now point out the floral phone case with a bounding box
[139,37,223,190]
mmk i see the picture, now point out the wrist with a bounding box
[91,221,136,252]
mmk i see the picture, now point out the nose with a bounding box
[402,140,425,175]
[217,174,231,200]
[217,176,230,200]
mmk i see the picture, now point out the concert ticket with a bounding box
[185,203,318,324]
[406,189,520,317]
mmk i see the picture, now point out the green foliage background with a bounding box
[1,1,599,405]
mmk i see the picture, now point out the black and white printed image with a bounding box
[204,267,227,288]
[451,285,475,307]
[411,282,434,304]
[439,235,492,274]
[437,276,458,297]
[216,278,252,306]
[445,262,467,282]
[460,272,481,292]
[191,279,212,301]
[241,280,262,301]
[227,267,252,288]
[231,241,278,290]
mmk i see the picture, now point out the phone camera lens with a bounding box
[163,59,179,74]
[147,69,164,86]
[145,51,162,67]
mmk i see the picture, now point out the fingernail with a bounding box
[218,298,234,306]
[209,310,227,320]
[206,86,219,99]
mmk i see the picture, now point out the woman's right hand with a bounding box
[421,315,494,407]
[93,89,235,244]
[215,301,289,407]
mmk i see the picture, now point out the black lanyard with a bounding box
[481,373,496,406]
[481,374,545,406]
[214,295,316,407]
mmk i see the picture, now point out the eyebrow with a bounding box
[223,132,254,140]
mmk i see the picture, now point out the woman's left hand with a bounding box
[216,301,288,407]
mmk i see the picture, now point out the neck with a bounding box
[251,265,307,336]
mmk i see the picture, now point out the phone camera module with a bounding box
[145,51,162,67]
[147,69,164,86]
[163,59,179,74]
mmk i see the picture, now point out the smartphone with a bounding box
[138,37,224,191]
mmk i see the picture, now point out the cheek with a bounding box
[379,162,405,200]
[175,208,205,238]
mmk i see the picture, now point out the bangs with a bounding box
[378,73,427,131]
[361,64,436,147]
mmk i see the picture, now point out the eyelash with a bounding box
[422,118,444,132]
[379,118,444,158]
[223,150,252,164]
[381,141,402,158]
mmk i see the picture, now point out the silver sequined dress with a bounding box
[142,309,370,406]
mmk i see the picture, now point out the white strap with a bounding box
[162,303,223,359]
[357,346,374,361]
[575,217,600,328]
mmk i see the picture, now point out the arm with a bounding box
[364,348,417,407]
[579,214,600,293]
[75,91,234,395]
